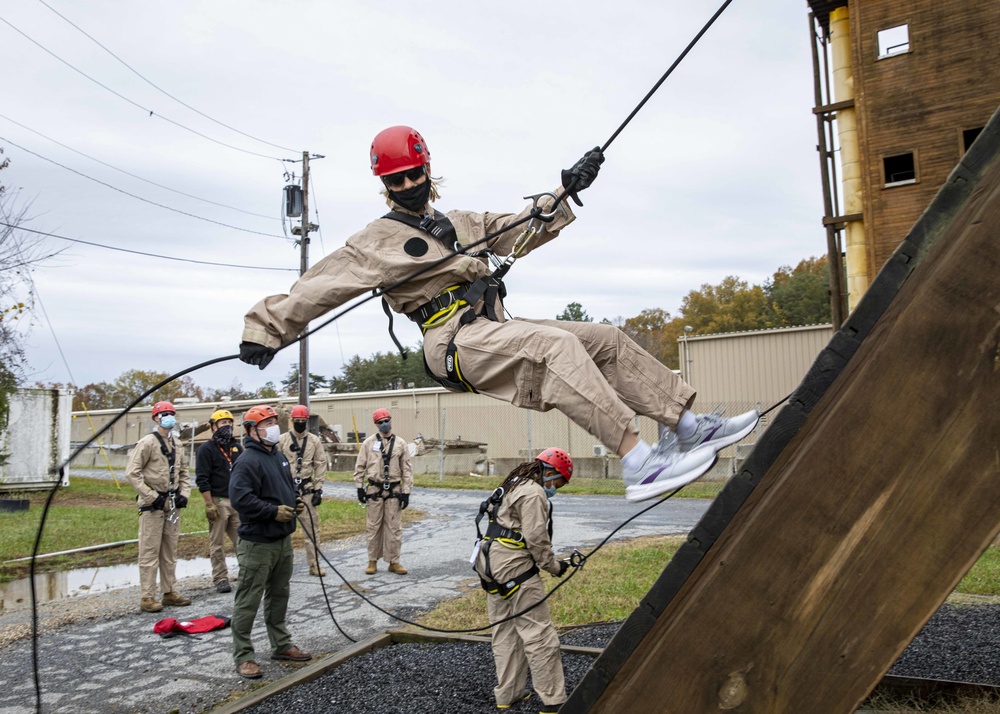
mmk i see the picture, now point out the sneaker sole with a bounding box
[688,413,759,455]
[624,455,717,502]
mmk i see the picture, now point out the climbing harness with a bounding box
[146,432,179,524]
[472,481,555,599]
[366,434,405,501]
[288,433,311,496]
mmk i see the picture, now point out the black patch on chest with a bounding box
[404,236,429,257]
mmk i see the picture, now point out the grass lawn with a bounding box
[0,476,418,583]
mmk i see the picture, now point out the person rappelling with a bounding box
[237,126,758,501]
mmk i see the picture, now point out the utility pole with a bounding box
[298,151,310,412]
[290,151,322,411]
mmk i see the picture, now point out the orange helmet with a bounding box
[536,447,573,481]
[243,405,278,428]
[290,405,310,419]
[151,401,175,418]
[373,408,391,423]
[370,126,430,177]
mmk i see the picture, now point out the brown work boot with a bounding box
[161,591,192,606]
[272,645,312,661]
[139,597,163,613]
[309,565,326,577]
[388,562,408,575]
[236,660,262,679]
[365,561,377,575]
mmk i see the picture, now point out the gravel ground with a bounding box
[244,604,1000,714]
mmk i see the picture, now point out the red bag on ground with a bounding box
[153,615,231,638]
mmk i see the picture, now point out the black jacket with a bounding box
[195,437,243,497]
[229,437,297,543]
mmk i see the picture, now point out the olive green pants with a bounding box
[232,536,293,665]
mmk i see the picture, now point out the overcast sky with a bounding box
[2,0,823,396]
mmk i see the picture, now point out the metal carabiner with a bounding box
[567,549,587,569]
[523,191,568,225]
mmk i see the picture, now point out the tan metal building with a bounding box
[71,325,833,477]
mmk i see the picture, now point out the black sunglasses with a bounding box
[376,418,391,425]
[382,166,426,188]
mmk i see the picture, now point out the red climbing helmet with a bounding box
[243,405,278,428]
[151,401,175,418]
[536,447,573,481]
[290,405,310,419]
[372,408,392,423]
[370,126,430,177]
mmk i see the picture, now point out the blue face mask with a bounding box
[544,484,557,499]
[159,415,176,429]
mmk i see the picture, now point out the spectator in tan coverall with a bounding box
[277,405,329,577]
[124,401,193,613]
[474,448,575,713]
[352,408,412,575]
[237,125,758,504]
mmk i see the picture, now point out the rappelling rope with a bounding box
[28,2,738,710]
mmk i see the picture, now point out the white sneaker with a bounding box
[676,409,759,455]
[624,433,717,502]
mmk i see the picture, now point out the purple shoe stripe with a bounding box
[639,466,666,485]
[697,424,721,445]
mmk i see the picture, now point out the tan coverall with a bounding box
[241,193,694,455]
[352,433,413,565]
[475,481,566,709]
[125,432,191,600]
[277,430,328,569]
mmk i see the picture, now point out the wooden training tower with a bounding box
[563,105,1000,713]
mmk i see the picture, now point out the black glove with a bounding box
[238,341,277,370]
[556,560,569,577]
[357,487,367,504]
[311,490,323,507]
[399,493,410,510]
[150,493,167,511]
[561,146,604,206]
[174,494,188,509]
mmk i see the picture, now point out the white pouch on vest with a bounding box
[469,538,482,565]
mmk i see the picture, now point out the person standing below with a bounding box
[277,405,329,577]
[124,401,193,613]
[195,409,243,593]
[228,405,311,679]
[474,448,574,713]
[353,408,413,575]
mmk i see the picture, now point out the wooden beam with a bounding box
[565,104,1000,713]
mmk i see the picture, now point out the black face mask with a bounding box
[293,421,307,434]
[389,179,431,213]
[213,425,233,443]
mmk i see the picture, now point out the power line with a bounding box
[1,136,287,239]
[1,222,298,272]
[0,113,280,221]
[34,0,300,155]
[0,15,292,162]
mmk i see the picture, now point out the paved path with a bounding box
[0,483,708,714]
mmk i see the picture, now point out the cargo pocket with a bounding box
[513,359,543,410]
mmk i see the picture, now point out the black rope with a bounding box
[297,486,684,634]
[26,1,739,708]
[300,505,356,643]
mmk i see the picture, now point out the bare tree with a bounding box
[0,148,62,426]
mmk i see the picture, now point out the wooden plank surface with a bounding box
[583,129,1000,713]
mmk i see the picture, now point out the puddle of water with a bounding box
[0,555,237,612]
